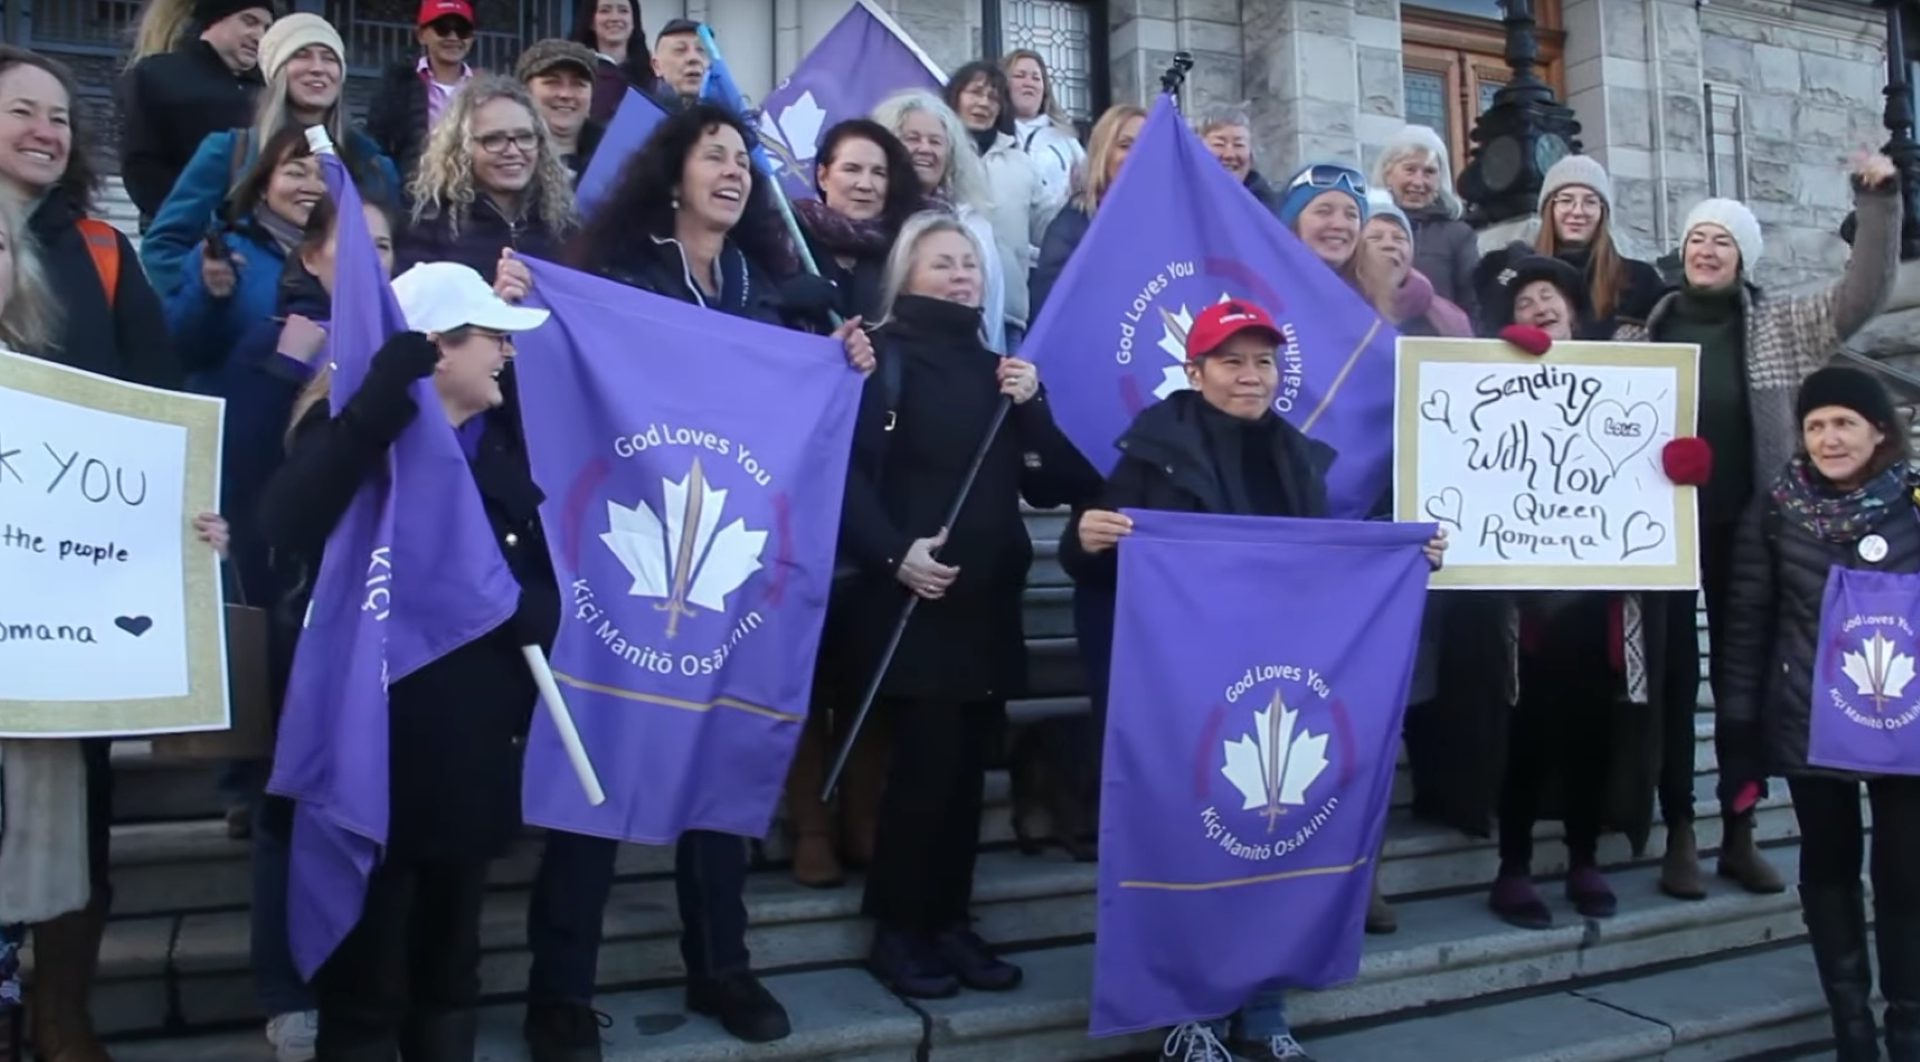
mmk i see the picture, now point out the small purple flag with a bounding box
[1093,510,1434,1036]
[576,88,670,217]
[1024,98,1398,518]
[268,147,519,978]
[1810,566,1920,775]
[758,0,944,202]
[514,257,863,843]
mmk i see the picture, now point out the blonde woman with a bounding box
[1029,102,1145,317]
[140,13,400,295]
[1001,49,1086,217]
[398,73,577,287]
[873,89,1010,351]
[1370,124,1478,318]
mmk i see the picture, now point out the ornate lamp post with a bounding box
[1872,0,1920,259]
[1458,0,1586,224]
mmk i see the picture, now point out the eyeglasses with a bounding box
[427,18,474,39]
[1288,163,1367,198]
[465,329,515,353]
[1550,191,1604,214]
[473,130,539,156]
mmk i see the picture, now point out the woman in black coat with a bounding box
[839,211,1100,1000]
[255,260,554,1057]
[1719,367,1920,1061]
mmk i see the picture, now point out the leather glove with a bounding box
[344,331,439,440]
[778,273,841,333]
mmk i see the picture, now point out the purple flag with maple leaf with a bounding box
[1093,510,1433,1036]
[513,256,863,843]
[1809,566,1920,775]
[576,88,670,217]
[268,147,519,978]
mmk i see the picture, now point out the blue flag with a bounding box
[1092,510,1434,1036]
[1027,99,1398,518]
[758,1,945,201]
[269,148,519,977]
[576,88,669,217]
[698,24,780,181]
[514,257,863,843]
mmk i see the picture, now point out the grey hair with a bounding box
[874,210,989,328]
[870,90,994,213]
[1192,102,1254,142]
[1370,124,1462,220]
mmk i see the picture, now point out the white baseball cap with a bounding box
[391,261,551,336]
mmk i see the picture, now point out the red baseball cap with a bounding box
[418,0,474,27]
[1185,300,1283,361]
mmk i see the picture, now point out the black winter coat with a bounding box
[598,234,808,331]
[799,231,888,325]
[1407,206,1480,322]
[1030,204,1089,321]
[362,59,433,184]
[396,199,569,278]
[1719,469,1920,780]
[117,40,263,221]
[28,191,179,389]
[833,295,1101,701]
[256,358,559,863]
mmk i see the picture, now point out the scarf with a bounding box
[794,197,894,260]
[969,126,997,157]
[1771,455,1911,542]
[254,208,305,255]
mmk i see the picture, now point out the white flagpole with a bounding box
[523,646,607,806]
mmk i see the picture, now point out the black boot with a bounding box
[686,970,791,1044]
[522,1001,606,1062]
[400,1010,477,1062]
[1878,909,1920,1062]
[1802,883,1881,1061]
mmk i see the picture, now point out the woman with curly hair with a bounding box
[396,73,576,301]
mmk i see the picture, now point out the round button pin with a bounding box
[1859,533,1888,563]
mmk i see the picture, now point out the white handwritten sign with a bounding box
[0,350,227,737]
[1395,338,1700,590]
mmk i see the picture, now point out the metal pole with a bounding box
[1880,0,1920,260]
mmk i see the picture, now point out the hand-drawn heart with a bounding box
[115,615,153,637]
[1621,511,1668,560]
[1419,390,1454,432]
[1423,487,1464,530]
[1586,399,1658,474]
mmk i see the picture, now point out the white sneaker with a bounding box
[265,1010,318,1062]
[1261,1033,1316,1061]
[1163,1021,1235,1062]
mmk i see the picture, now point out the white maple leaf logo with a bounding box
[762,90,828,174]
[1152,293,1232,400]
[599,457,767,638]
[1221,689,1330,833]
[1842,631,1916,713]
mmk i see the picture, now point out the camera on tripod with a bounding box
[1160,52,1194,97]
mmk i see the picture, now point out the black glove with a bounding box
[778,273,841,333]
[344,331,439,440]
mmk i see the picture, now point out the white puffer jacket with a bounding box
[1014,115,1085,219]
[979,131,1053,334]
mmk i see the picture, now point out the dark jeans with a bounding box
[313,858,488,1056]
[526,829,751,1002]
[251,786,316,1016]
[1499,606,1613,873]
[83,739,112,902]
[862,699,996,932]
[1789,775,1920,908]
[1665,519,1750,823]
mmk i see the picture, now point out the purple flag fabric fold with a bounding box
[269,151,519,978]
[1092,510,1435,1036]
[1023,98,1398,518]
[576,88,669,217]
[757,0,944,202]
[514,257,862,843]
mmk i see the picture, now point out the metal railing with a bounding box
[15,0,142,56]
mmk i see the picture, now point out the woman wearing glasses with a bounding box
[1518,156,1666,337]
[365,0,477,180]
[397,75,577,297]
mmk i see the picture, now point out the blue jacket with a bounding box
[141,127,398,295]
[165,218,288,386]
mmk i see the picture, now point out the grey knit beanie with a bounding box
[1537,154,1613,214]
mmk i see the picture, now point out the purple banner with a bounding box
[515,257,863,843]
[1024,98,1398,518]
[269,152,519,978]
[1811,565,1920,775]
[577,88,670,217]
[758,0,944,202]
[1093,510,1433,1036]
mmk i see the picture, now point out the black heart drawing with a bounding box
[1423,487,1464,530]
[115,615,153,637]
[1621,512,1668,559]
[1586,399,1658,474]
[1419,390,1454,432]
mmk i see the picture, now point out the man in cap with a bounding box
[516,39,606,179]
[365,0,476,177]
[651,18,710,106]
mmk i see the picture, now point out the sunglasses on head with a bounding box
[427,17,474,38]
[1288,163,1366,197]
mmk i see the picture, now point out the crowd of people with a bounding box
[0,0,1916,1061]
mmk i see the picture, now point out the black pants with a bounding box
[83,739,112,900]
[863,699,996,932]
[1664,519,1744,823]
[313,858,488,1057]
[1499,607,1613,873]
[525,828,750,1002]
[1789,775,1920,908]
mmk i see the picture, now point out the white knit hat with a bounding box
[259,13,347,82]
[1682,197,1763,272]
[1537,154,1613,213]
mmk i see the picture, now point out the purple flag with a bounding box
[758,0,944,202]
[1810,566,1920,775]
[1025,99,1398,518]
[514,257,862,843]
[1093,510,1434,1036]
[268,148,519,978]
[577,88,670,217]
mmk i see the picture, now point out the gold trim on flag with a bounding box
[551,671,803,722]
[1299,317,1383,433]
[1118,855,1370,892]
